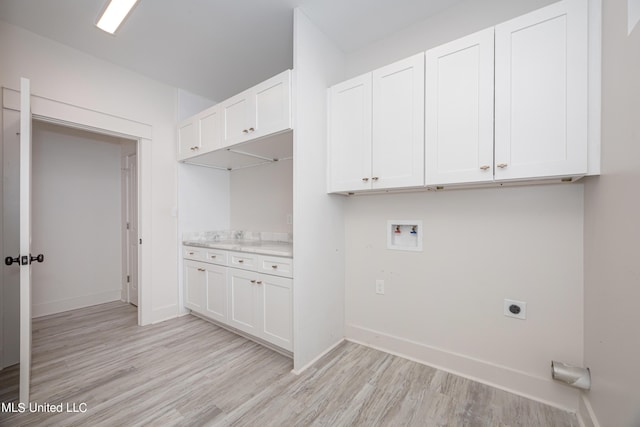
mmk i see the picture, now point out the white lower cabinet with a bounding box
[183,245,293,352]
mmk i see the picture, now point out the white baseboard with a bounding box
[32,290,121,318]
[577,394,600,427]
[345,323,580,412]
[292,338,345,375]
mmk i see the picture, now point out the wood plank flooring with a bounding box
[0,302,578,426]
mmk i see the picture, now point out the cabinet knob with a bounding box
[243,129,249,134]
[372,177,379,181]
[197,268,205,272]
[210,255,216,259]
[248,127,255,132]
[497,163,508,168]
[480,165,490,170]
[188,252,194,255]
[190,146,199,151]
[271,265,278,269]
[256,281,262,285]
[250,280,256,284]
[238,259,244,263]
[362,177,369,182]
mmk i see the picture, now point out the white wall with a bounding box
[345,186,584,409]
[582,0,640,425]
[340,0,587,409]
[292,9,347,371]
[230,159,293,233]
[31,122,122,317]
[0,20,180,323]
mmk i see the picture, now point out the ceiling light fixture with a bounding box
[96,0,139,35]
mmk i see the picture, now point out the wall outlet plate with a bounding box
[504,299,527,320]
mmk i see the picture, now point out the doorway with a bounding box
[1,111,141,369]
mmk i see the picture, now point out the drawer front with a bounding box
[205,249,228,266]
[258,255,293,278]
[228,251,258,271]
[183,246,207,261]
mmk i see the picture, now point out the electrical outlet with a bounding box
[504,299,526,320]
[375,279,384,295]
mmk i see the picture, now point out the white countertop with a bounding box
[183,239,293,257]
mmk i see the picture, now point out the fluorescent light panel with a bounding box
[96,0,139,34]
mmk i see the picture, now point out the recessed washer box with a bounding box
[387,220,423,252]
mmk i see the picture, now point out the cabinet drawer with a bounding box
[205,249,228,266]
[183,246,207,261]
[228,251,258,271]
[258,255,293,278]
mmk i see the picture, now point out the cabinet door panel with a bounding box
[253,70,291,140]
[495,0,587,180]
[425,28,494,185]
[227,269,258,334]
[199,106,221,152]
[328,74,372,193]
[222,92,252,147]
[372,53,424,189]
[184,260,206,314]
[178,120,198,159]
[205,264,227,323]
[260,275,292,351]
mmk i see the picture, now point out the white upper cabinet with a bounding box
[177,104,222,160]
[372,54,425,190]
[328,74,372,193]
[222,70,291,148]
[494,0,588,181]
[425,28,495,186]
[328,53,424,193]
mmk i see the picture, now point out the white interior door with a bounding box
[19,77,33,404]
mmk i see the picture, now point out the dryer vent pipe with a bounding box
[551,361,591,390]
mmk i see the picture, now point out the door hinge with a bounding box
[127,275,130,283]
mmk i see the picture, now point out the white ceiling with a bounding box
[0,0,463,101]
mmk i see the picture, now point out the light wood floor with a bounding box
[0,302,578,426]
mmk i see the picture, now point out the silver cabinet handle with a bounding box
[197,268,205,272]
[242,129,249,134]
[480,165,490,170]
[372,177,379,181]
[250,279,256,284]
[238,259,244,263]
[497,163,508,168]
[248,127,254,132]
[271,265,278,269]
[256,281,262,285]
[362,177,369,182]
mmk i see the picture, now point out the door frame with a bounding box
[2,86,152,327]
[121,146,138,306]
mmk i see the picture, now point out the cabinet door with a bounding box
[259,275,292,351]
[204,264,227,323]
[198,106,222,153]
[178,119,199,159]
[372,53,425,189]
[328,73,372,193]
[495,0,587,181]
[425,29,495,186]
[184,260,206,314]
[252,70,291,140]
[222,91,253,148]
[227,268,259,335]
